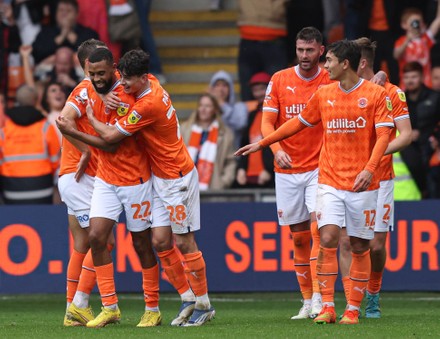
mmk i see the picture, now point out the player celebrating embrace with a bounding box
[84,49,215,326]
[235,40,394,325]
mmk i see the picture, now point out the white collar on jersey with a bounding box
[294,65,322,81]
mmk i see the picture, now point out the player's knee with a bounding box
[175,234,197,254]
[152,234,173,252]
[320,233,338,248]
[88,231,107,252]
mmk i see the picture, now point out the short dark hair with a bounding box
[58,0,79,12]
[354,37,377,67]
[403,61,423,74]
[296,27,323,45]
[117,49,150,77]
[327,39,361,72]
[88,47,114,65]
[77,39,107,69]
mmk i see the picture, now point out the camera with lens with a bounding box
[411,19,421,29]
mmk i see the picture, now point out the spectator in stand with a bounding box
[344,0,402,85]
[0,85,61,204]
[76,0,121,61]
[209,70,248,148]
[401,61,440,198]
[181,93,237,191]
[394,4,440,89]
[46,47,80,94]
[431,64,440,91]
[41,81,66,141]
[32,0,99,66]
[236,72,274,189]
[133,0,166,84]
[428,123,440,198]
[237,0,288,101]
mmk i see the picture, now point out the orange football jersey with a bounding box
[299,79,395,191]
[88,79,151,186]
[115,75,194,179]
[375,82,410,181]
[263,65,332,174]
[59,78,99,177]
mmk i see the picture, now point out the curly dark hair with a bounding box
[117,49,150,77]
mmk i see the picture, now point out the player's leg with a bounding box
[313,184,344,324]
[151,188,196,321]
[119,179,162,327]
[154,169,214,326]
[275,172,313,319]
[59,173,93,326]
[131,228,162,327]
[305,169,322,317]
[339,189,377,325]
[365,232,387,318]
[338,227,352,304]
[365,179,393,318]
[86,178,123,328]
[151,193,196,326]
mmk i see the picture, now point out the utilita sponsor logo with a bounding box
[326,116,366,133]
[285,103,306,118]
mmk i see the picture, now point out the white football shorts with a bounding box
[90,177,152,232]
[152,167,200,234]
[275,168,318,226]
[375,179,394,232]
[58,172,94,228]
[315,184,378,240]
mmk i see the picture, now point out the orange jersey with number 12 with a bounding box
[299,79,394,191]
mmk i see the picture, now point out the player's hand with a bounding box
[370,71,387,86]
[103,91,120,110]
[353,170,373,192]
[19,45,32,58]
[75,150,91,182]
[56,115,75,136]
[258,170,272,185]
[234,142,262,156]
[86,103,95,122]
[236,168,247,185]
[274,150,292,169]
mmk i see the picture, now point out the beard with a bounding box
[92,80,113,94]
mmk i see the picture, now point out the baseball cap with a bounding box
[249,72,271,86]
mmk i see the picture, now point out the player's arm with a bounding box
[384,118,412,155]
[261,112,292,169]
[235,116,308,156]
[56,110,118,152]
[353,126,392,192]
[86,104,126,144]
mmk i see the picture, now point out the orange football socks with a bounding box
[349,250,371,308]
[316,246,338,304]
[66,250,86,304]
[292,230,313,300]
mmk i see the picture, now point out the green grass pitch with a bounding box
[0,292,439,338]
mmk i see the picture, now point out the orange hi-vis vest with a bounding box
[0,118,61,204]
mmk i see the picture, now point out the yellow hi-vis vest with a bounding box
[393,152,421,200]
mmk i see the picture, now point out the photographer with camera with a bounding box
[394,4,440,89]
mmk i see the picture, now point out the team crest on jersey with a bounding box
[265,81,273,96]
[117,102,130,116]
[358,97,368,108]
[386,96,393,111]
[397,89,406,102]
[127,110,141,124]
